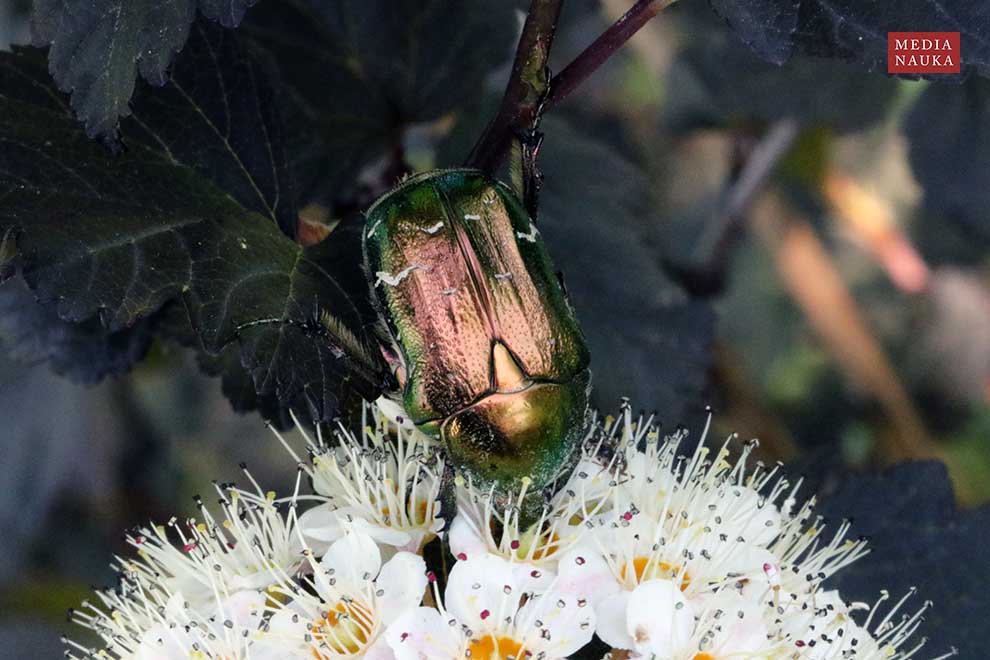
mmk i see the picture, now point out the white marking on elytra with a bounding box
[516,222,539,243]
[366,217,385,238]
[374,264,431,287]
[442,287,460,296]
[417,221,445,234]
[494,272,513,280]
[463,213,482,221]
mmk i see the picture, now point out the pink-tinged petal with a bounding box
[444,554,518,633]
[594,591,634,650]
[396,529,430,554]
[704,592,770,655]
[627,579,695,657]
[386,607,463,660]
[555,546,619,605]
[511,560,557,594]
[518,591,595,657]
[377,552,429,624]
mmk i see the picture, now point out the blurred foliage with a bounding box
[0,0,989,656]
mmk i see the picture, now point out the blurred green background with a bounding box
[2,0,989,654]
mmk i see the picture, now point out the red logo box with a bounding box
[888,32,960,74]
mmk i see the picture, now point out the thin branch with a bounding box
[548,0,669,107]
[709,118,801,247]
[668,118,800,297]
[466,0,564,173]
[467,0,673,172]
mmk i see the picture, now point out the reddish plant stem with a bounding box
[548,0,666,108]
[466,0,564,173]
[467,0,669,173]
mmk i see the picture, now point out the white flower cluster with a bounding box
[66,401,955,660]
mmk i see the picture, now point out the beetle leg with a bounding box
[520,129,544,220]
[517,65,552,220]
[438,461,458,534]
[555,270,569,300]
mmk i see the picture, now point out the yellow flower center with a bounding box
[522,532,560,560]
[620,557,691,590]
[505,523,560,561]
[694,654,716,660]
[312,601,373,656]
[380,499,430,523]
[466,635,527,659]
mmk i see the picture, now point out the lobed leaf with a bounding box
[667,6,900,133]
[905,76,990,241]
[0,44,385,421]
[241,0,516,204]
[0,275,154,384]
[537,118,716,426]
[819,461,989,656]
[124,20,298,238]
[708,0,990,79]
[30,0,259,143]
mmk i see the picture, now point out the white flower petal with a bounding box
[137,624,196,660]
[228,568,286,593]
[594,591,634,650]
[305,504,417,551]
[396,529,431,554]
[701,591,771,655]
[266,602,309,638]
[445,554,518,634]
[375,395,417,430]
[626,579,695,657]
[448,514,488,561]
[217,589,266,628]
[322,531,382,591]
[386,607,463,660]
[511,560,557,594]
[364,632,399,660]
[377,552,429,624]
[357,518,416,549]
[518,592,595,658]
[721,543,778,582]
[298,503,344,542]
[555,546,620,605]
[720,486,782,546]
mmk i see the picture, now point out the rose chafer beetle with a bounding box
[364,168,591,492]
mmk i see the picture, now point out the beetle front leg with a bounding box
[517,128,544,219]
[516,65,552,220]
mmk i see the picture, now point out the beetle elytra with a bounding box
[364,169,591,491]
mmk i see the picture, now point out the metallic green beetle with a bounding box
[364,168,591,491]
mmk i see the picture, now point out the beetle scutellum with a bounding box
[363,168,591,494]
